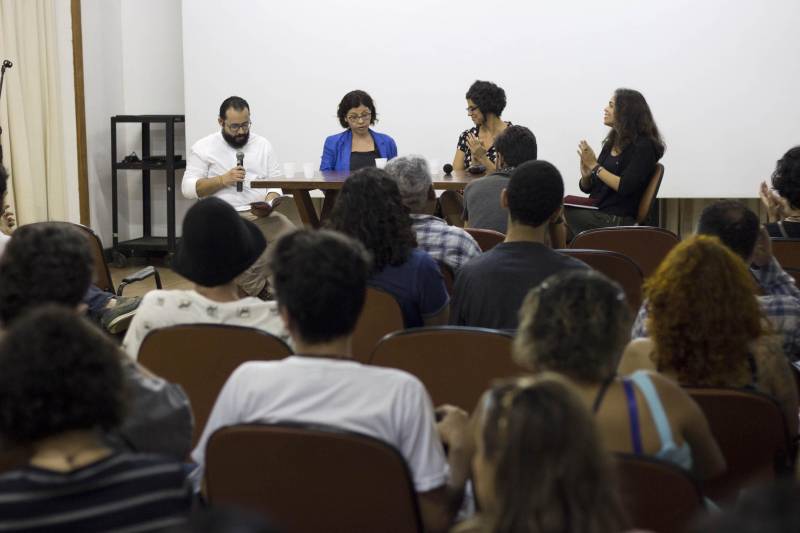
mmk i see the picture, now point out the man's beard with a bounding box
[222,129,249,148]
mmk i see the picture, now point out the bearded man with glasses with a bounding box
[182,96,295,299]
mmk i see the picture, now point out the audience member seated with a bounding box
[690,480,800,533]
[514,270,725,480]
[760,146,800,237]
[0,165,140,333]
[384,155,481,274]
[0,306,192,532]
[327,168,450,327]
[123,197,289,358]
[450,160,586,330]
[632,201,800,361]
[454,374,628,533]
[620,236,799,434]
[462,125,538,234]
[191,230,471,533]
[0,223,193,459]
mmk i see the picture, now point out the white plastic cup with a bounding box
[283,162,296,177]
[303,162,315,179]
[375,158,388,169]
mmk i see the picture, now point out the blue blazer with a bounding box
[319,129,398,171]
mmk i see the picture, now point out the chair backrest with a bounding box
[636,163,665,224]
[685,387,791,504]
[559,249,644,311]
[770,238,800,271]
[614,453,704,533]
[464,227,505,252]
[351,287,404,363]
[369,326,521,410]
[206,423,423,533]
[138,324,292,448]
[570,225,679,279]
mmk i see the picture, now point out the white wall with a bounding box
[82,0,188,247]
[182,0,800,198]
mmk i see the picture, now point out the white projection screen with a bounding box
[182,0,800,198]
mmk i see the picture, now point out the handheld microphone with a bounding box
[442,164,453,175]
[236,151,244,192]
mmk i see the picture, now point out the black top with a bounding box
[579,137,660,218]
[765,221,800,238]
[0,452,192,532]
[350,150,379,171]
[450,241,588,330]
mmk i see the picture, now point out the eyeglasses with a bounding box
[346,112,372,123]
[226,121,251,132]
[466,105,479,114]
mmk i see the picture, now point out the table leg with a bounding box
[286,188,320,228]
[320,190,339,221]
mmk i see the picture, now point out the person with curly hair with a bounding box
[0,222,193,460]
[320,90,397,171]
[454,374,628,533]
[452,80,511,171]
[566,88,665,236]
[326,168,449,327]
[0,306,192,532]
[759,146,800,238]
[619,235,798,434]
[514,270,725,479]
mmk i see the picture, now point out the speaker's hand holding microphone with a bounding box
[235,151,245,192]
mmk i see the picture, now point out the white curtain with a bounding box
[0,0,69,224]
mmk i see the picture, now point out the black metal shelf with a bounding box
[111,114,184,262]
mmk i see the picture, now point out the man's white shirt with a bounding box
[182,131,281,207]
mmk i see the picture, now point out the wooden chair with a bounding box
[205,423,423,533]
[138,324,292,448]
[614,453,704,533]
[570,225,679,279]
[770,238,800,271]
[464,227,505,252]
[685,387,792,504]
[369,326,521,410]
[636,163,665,225]
[351,287,404,364]
[560,249,644,311]
[68,222,161,295]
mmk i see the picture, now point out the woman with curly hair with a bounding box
[326,168,449,327]
[567,88,665,235]
[514,270,725,479]
[454,373,628,533]
[759,146,800,238]
[452,80,511,171]
[619,235,798,433]
[320,90,397,172]
[0,306,191,531]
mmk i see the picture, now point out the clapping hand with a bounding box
[578,140,598,172]
[466,132,487,161]
[0,205,15,235]
[759,181,787,222]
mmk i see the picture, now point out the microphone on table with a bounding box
[236,151,244,192]
[442,164,453,176]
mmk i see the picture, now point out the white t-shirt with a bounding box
[0,232,9,257]
[122,289,290,359]
[182,131,281,207]
[191,356,450,493]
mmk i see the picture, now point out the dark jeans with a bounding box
[565,207,635,241]
[84,284,115,320]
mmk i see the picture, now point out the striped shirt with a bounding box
[0,452,191,532]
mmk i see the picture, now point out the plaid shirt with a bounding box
[411,214,482,274]
[631,257,800,361]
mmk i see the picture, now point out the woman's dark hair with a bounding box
[514,270,632,383]
[771,146,800,209]
[0,305,126,445]
[466,80,507,118]
[0,223,94,326]
[326,168,416,273]
[480,374,627,533]
[337,90,377,129]
[605,88,665,159]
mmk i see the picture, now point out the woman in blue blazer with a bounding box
[320,90,398,171]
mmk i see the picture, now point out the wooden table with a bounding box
[252,169,486,228]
